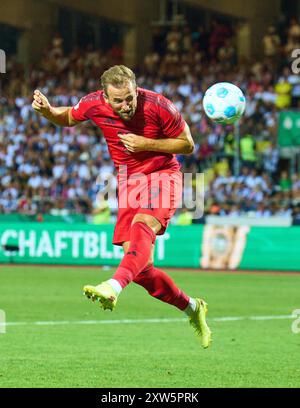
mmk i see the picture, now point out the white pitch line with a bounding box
[1,315,295,327]
[249,315,295,320]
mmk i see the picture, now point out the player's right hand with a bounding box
[32,90,51,114]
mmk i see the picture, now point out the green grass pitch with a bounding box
[0,265,299,388]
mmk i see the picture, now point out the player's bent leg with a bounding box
[134,264,212,348]
[83,216,159,311]
[133,264,190,310]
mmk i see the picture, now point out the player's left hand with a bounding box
[118,133,150,153]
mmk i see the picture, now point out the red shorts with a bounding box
[113,170,182,245]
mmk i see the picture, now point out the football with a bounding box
[203,82,246,125]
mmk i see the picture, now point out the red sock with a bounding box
[112,222,156,288]
[133,264,189,311]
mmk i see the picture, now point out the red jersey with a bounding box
[71,87,185,175]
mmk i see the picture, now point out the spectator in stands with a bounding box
[279,170,292,193]
[240,133,257,169]
[209,19,232,58]
[288,18,300,42]
[262,26,281,63]
[262,142,279,181]
[218,38,237,67]
[275,67,292,108]
[166,25,181,53]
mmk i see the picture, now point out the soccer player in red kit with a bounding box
[32,65,211,348]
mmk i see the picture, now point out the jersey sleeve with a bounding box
[71,95,97,122]
[157,95,186,138]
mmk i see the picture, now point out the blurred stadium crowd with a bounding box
[1,19,300,223]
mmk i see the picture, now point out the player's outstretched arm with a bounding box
[31,89,80,127]
[119,123,195,155]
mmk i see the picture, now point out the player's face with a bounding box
[105,82,138,120]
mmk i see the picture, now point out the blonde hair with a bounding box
[101,65,136,95]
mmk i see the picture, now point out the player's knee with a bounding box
[132,213,161,234]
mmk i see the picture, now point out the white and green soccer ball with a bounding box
[203,82,246,125]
